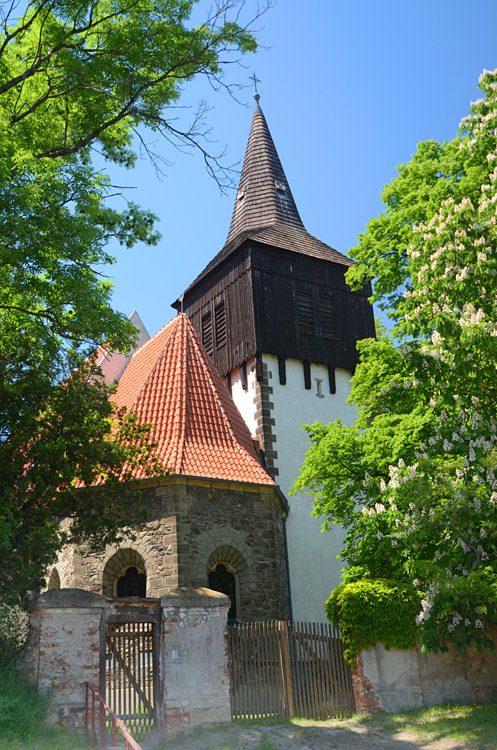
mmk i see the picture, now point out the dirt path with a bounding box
[143,719,476,750]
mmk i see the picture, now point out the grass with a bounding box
[0,728,91,750]
[0,658,91,750]
[352,702,497,747]
[0,660,47,742]
[256,739,277,750]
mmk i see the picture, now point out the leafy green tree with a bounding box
[0,0,258,168]
[293,69,497,654]
[0,0,260,606]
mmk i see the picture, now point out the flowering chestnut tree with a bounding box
[293,69,497,654]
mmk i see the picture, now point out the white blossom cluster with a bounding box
[348,71,497,649]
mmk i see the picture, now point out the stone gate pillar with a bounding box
[25,589,106,726]
[160,587,230,732]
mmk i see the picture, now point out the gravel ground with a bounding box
[142,717,480,750]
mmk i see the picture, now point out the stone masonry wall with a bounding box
[24,589,105,726]
[160,588,231,733]
[52,478,289,622]
[353,630,497,713]
[173,480,289,620]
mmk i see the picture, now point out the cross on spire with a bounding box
[250,72,261,94]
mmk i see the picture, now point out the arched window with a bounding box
[102,548,147,598]
[117,566,146,598]
[208,563,237,621]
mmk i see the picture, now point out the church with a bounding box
[52,93,375,622]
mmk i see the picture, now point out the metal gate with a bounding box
[101,616,159,737]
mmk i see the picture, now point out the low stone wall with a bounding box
[352,631,497,713]
[25,587,230,732]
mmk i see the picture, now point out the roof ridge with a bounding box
[187,327,265,476]
[130,320,171,358]
[126,315,182,414]
[175,316,189,474]
[110,314,275,486]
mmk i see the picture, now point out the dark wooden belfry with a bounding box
[172,96,375,382]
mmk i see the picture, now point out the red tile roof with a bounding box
[112,314,274,486]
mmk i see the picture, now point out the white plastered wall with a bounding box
[228,357,258,436]
[262,354,356,622]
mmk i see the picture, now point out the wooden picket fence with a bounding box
[228,621,354,723]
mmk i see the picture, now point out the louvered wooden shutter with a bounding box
[202,312,213,355]
[296,289,315,335]
[319,294,337,338]
[215,301,227,349]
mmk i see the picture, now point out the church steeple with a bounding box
[176,100,352,302]
[170,96,376,624]
[172,96,375,385]
[225,95,304,245]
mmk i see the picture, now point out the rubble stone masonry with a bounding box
[54,477,289,622]
[23,589,105,726]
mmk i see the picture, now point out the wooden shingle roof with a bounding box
[225,101,304,242]
[177,101,351,300]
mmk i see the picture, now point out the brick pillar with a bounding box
[27,589,105,726]
[160,587,230,733]
[351,654,381,713]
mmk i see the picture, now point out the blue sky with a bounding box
[101,0,497,337]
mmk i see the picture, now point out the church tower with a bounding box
[173,95,375,621]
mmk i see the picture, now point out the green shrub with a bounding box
[0,660,47,740]
[325,578,421,665]
[0,603,46,740]
[0,604,29,669]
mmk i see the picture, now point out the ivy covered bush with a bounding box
[325,579,421,665]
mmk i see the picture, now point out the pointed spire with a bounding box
[173,99,352,306]
[250,72,261,112]
[225,100,305,245]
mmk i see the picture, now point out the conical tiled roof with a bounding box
[176,100,351,302]
[112,314,274,485]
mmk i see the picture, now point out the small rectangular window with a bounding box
[202,312,213,356]
[296,289,315,335]
[328,365,336,394]
[215,301,227,349]
[319,294,337,339]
